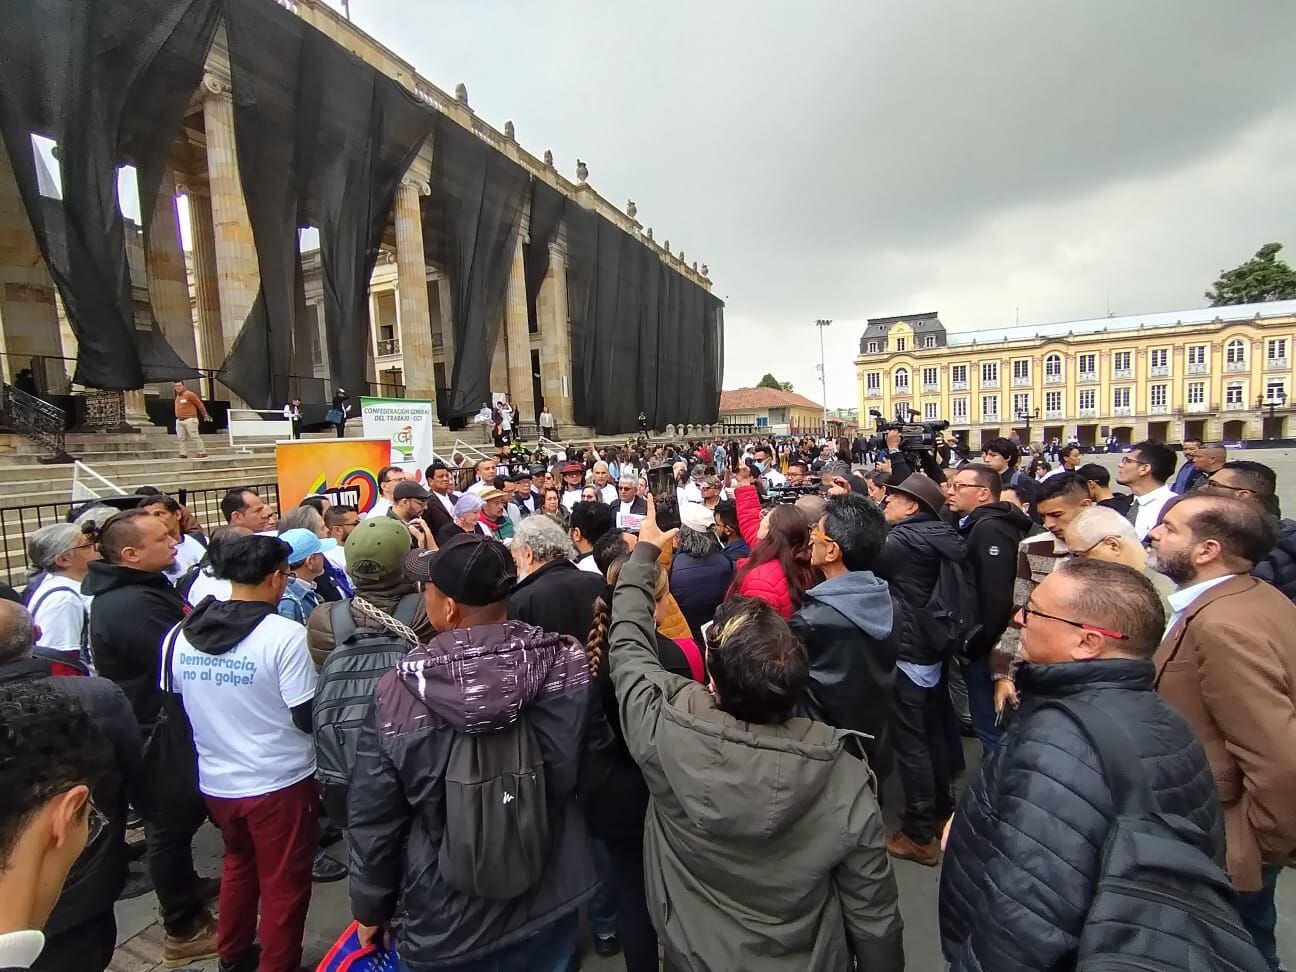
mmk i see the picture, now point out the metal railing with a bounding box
[376,338,401,356]
[0,384,72,463]
[82,390,129,431]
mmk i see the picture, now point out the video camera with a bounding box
[767,482,822,504]
[864,407,949,453]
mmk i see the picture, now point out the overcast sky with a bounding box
[331,0,1296,410]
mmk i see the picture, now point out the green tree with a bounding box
[756,373,794,392]
[1205,242,1296,306]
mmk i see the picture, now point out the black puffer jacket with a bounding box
[0,657,142,932]
[1254,517,1296,605]
[873,511,967,665]
[958,502,1032,658]
[82,562,187,729]
[939,659,1224,971]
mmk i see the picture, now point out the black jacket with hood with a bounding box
[1254,517,1296,606]
[873,511,968,666]
[507,558,605,644]
[788,571,903,780]
[0,656,141,933]
[347,620,614,970]
[957,502,1032,658]
[82,561,187,729]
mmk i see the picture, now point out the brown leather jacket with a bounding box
[1154,573,1296,890]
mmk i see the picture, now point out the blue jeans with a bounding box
[1236,863,1286,971]
[961,656,1003,756]
[587,838,619,940]
[399,913,577,972]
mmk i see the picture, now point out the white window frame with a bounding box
[1226,339,1246,364]
[1186,382,1205,405]
[981,361,999,384]
[1150,384,1167,408]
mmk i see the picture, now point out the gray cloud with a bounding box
[341,0,1296,410]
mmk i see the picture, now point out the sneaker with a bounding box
[593,933,621,958]
[162,912,219,967]
[886,830,941,867]
[312,848,348,882]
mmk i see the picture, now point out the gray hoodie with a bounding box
[609,544,904,972]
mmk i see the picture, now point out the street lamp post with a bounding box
[1015,406,1040,449]
[815,319,832,437]
[1258,391,1288,438]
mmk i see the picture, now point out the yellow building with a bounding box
[855,302,1296,450]
[719,387,844,437]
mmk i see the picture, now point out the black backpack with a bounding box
[1043,698,1268,972]
[314,594,421,800]
[916,552,980,660]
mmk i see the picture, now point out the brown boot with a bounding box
[886,830,941,867]
[162,911,219,967]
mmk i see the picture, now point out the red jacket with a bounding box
[731,483,796,619]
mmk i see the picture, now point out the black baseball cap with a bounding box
[394,480,430,501]
[404,533,516,605]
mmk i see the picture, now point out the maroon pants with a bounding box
[205,776,318,972]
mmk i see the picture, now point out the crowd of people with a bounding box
[0,428,1293,972]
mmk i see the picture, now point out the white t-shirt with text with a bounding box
[163,613,316,799]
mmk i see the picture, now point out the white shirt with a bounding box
[1165,574,1237,635]
[165,613,316,799]
[0,929,44,969]
[1130,483,1175,540]
[761,467,787,488]
[324,545,348,574]
[595,482,616,504]
[186,568,232,607]
[562,488,584,511]
[575,552,601,574]
[499,405,513,431]
[165,533,207,582]
[678,482,704,506]
[28,574,91,652]
[365,497,394,520]
[539,411,554,428]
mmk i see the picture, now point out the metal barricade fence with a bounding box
[0,481,280,591]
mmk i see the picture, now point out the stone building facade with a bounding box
[856,302,1296,449]
[0,0,713,431]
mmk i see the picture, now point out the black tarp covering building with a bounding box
[566,206,723,433]
[420,117,528,422]
[220,0,432,408]
[0,0,218,388]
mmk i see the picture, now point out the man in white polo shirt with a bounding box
[163,532,318,972]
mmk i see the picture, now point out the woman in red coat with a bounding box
[726,482,815,618]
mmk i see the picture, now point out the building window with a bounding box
[1078,352,1097,376]
[1112,387,1131,409]
[1044,353,1062,377]
[1187,345,1206,366]
[924,335,936,348]
[1150,348,1168,368]
[894,367,910,391]
[981,361,999,385]
[866,372,881,392]
[1267,338,1288,361]
[924,402,938,421]
[1012,392,1030,415]
[922,366,938,387]
[896,337,907,352]
[1012,359,1029,380]
[1150,384,1167,408]
[1113,350,1132,372]
[981,394,999,418]
[1045,390,1062,413]
[1225,383,1244,406]
[1265,380,1286,402]
[1226,339,1246,364]
[867,340,880,354]
[1187,381,1205,405]
[1078,388,1096,411]
[951,364,968,385]
[952,397,968,420]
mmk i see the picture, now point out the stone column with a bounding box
[393,178,436,403]
[503,235,534,424]
[201,75,258,385]
[122,389,150,426]
[0,137,64,391]
[537,245,573,424]
[146,167,199,383]
[187,188,224,396]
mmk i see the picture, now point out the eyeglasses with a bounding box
[1068,535,1119,557]
[1117,455,1145,466]
[81,797,107,852]
[951,481,986,491]
[1019,604,1128,640]
[810,527,837,546]
[1203,477,1251,495]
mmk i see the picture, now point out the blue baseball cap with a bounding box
[279,528,337,566]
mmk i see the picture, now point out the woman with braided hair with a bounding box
[582,555,705,972]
